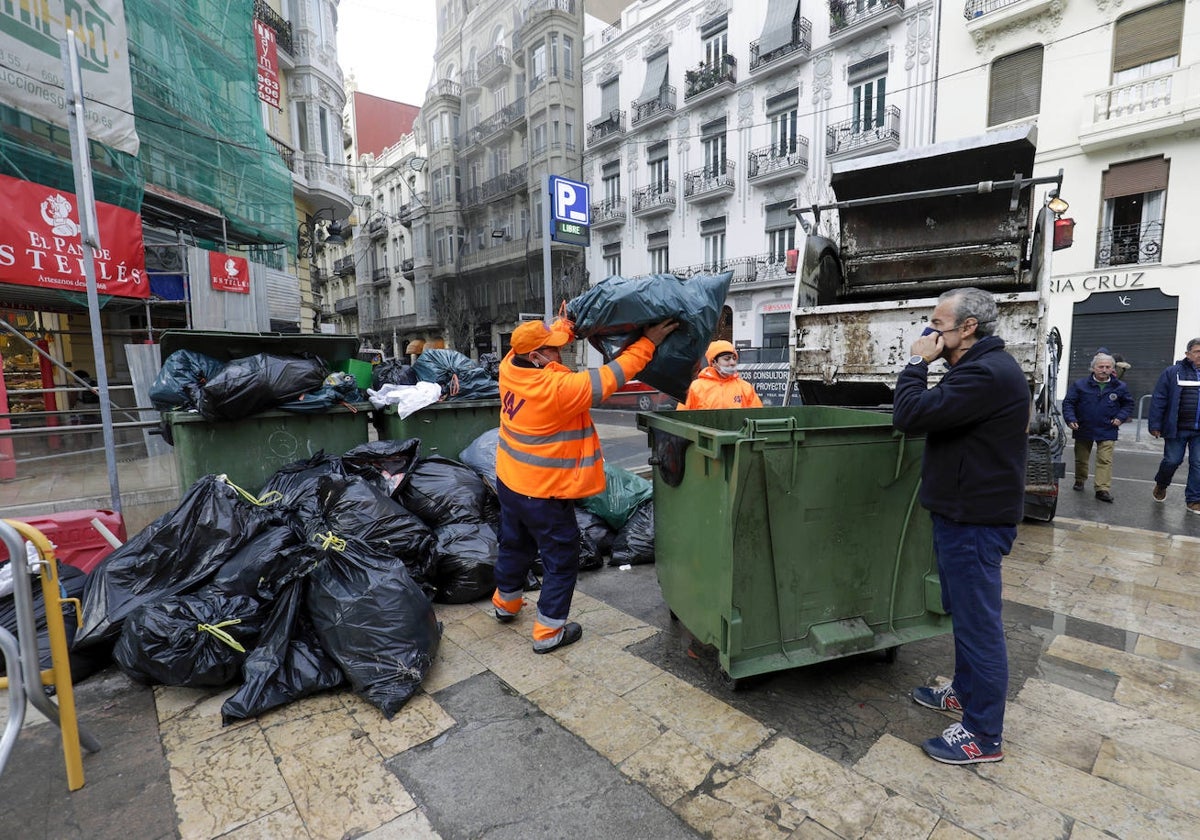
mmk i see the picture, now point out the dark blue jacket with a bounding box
[893,335,1029,526]
[1062,375,1134,441]
[1149,358,1200,438]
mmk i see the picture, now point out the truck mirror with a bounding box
[1053,218,1075,251]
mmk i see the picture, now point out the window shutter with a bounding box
[700,14,728,39]
[1102,156,1169,199]
[700,118,727,140]
[765,201,793,230]
[766,89,799,116]
[647,141,669,163]
[757,0,800,55]
[987,45,1043,126]
[639,52,669,101]
[601,159,621,178]
[1113,1,1183,73]
[602,242,621,257]
[847,53,888,84]
[647,230,670,246]
[700,216,727,235]
[600,79,619,115]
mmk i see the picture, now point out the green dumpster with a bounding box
[637,406,949,686]
[379,399,501,458]
[159,330,369,495]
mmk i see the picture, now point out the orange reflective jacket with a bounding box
[496,337,656,499]
[683,367,764,410]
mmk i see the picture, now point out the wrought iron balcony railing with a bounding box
[631,87,676,127]
[963,0,1023,19]
[1094,222,1164,268]
[683,159,736,200]
[829,0,905,34]
[587,110,626,147]
[684,56,736,101]
[826,105,901,156]
[749,18,812,71]
[632,181,676,214]
[747,138,810,180]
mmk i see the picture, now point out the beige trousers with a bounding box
[1074,439,1115,492]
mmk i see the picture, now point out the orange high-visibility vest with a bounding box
[683,367,764,410]
[496,337,655,499]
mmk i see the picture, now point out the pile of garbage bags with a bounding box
[369,349,498,415]
[150,349,361,422]
[71,431,655,722]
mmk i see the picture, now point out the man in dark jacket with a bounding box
[893,287,1028,766]
[1148,338,1200,512]
[1062,353,1135,502]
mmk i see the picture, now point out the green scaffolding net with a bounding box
[0,0,295,247]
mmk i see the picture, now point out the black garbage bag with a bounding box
[112,589,267,688]
[75,475,263,648]
[149,349,225,412]
[0,564,105,684]
[610,501,655,566]
[459,427,499,491]
[221,577,345,724]
[277,373,361,412]
[310,474,436,594]
[399,456,497,527]
[567,272,733,402]
[413,349,499,400]
[305,535,441,718]
[258,451,345,522]
[579,464,653,530]
[477,352,501,381]
[207,521,309,601]
[372,359,419,389]
[576,508,616,571]
[431,522,498,604]
[199,353,329,421]
[340,438,422,497]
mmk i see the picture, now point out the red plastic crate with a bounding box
[1,510,126,574]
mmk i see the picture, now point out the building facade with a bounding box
[933,0,1197,403]
[581,0,938,354]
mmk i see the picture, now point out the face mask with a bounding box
[716,361,737,377]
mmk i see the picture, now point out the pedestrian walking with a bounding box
[1148,337,1200,512]
[682,340,763,410]
[1062,353,1134,502]
[892,287,1027,765]
[491,316,679,653]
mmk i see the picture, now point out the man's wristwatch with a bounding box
[907,355,928,367]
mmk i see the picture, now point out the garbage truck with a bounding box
[788,125,1070,521]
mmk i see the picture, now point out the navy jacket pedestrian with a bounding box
[893,335,1029,526]
[1149,357,1200,438]
[1062,375,1134,441]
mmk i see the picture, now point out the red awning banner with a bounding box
[209,251,250,294]
[0,173,148,299]
[255,21,281,109]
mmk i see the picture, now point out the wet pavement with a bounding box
[2,415,1199,839]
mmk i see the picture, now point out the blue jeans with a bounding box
[932,514,1016,741]
[1153,429,1200,503]
[494,479,581,622]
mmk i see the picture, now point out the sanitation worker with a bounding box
[893,287,1027,766]
[683,340,763,410]
[491,316,679,652]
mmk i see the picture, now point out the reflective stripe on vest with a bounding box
[589,360,628,405]
[498,434,603,470]
[504,426,595,447]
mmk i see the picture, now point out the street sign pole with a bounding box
[542,173,553,322]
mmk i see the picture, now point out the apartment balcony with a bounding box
[481,163,528,202]
[587,111,626,149]
[458,238,530,274]
[334,295,358,314]
[253,0,294,54]
[826,106,901,161]
[521,0,576,32]
[749,18,812,75]
[425,79,461,105]
[683,56,736,106]
[671,260,729,279]
[366,215,388,238]
[591,197,626,229]
[631,181,676,217]
[730,254,793,287]
[1094,222,1165,269]
[630,87,677,130]
[333,255,355,276]
[683,160,736,204]
[401,258,415,279]
[964,0,1057,36]
[747,139,810,185]
[1078,63,1200,152]
[371,267,391,286]
[396,193,429,227]
[461,68,481,99]
[269,135,297,174]
[503,97,526,125]
[600,23,621,45]
[478,45,512,85]
[829,0,905,45]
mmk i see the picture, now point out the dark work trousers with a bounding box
[494,479,581,623]
[932,513,1016,741]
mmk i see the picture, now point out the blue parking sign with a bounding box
[550,175,590,225]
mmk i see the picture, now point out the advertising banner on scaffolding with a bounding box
[0,0,139,156]
[208,251,250,294]
[0,172,148,298]
[254,19,280,108]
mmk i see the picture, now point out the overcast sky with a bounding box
[338,0,437,107]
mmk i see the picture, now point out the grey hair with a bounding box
[938,287,999,337]
[1091,353,1115,367]
[1188,337,1200,351]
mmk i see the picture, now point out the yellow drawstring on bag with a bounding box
[197,619,246,653]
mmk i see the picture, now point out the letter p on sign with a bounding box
[553,177,589,224]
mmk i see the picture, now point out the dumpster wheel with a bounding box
[883,646,899,664]
[718,669,741,692]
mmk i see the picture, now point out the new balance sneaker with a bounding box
[911,683,962,713]
[922,722,1003,765]
[1152,484,1168,502]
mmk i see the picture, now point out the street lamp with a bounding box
[297,207,348,261]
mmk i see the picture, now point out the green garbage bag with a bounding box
[579,464,653,530]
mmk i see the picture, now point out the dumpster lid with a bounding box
[158,330,360,363]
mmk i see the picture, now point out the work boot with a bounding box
[1152,484,1168,502]
[1095,490,1114,503]
[1072,481,1084,491]
[532,621,582,654]
[492,589,523,623]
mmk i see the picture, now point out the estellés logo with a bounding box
[224,258,239,278]
[41,194,80,238]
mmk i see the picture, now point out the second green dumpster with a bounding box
[638,406,950,686]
